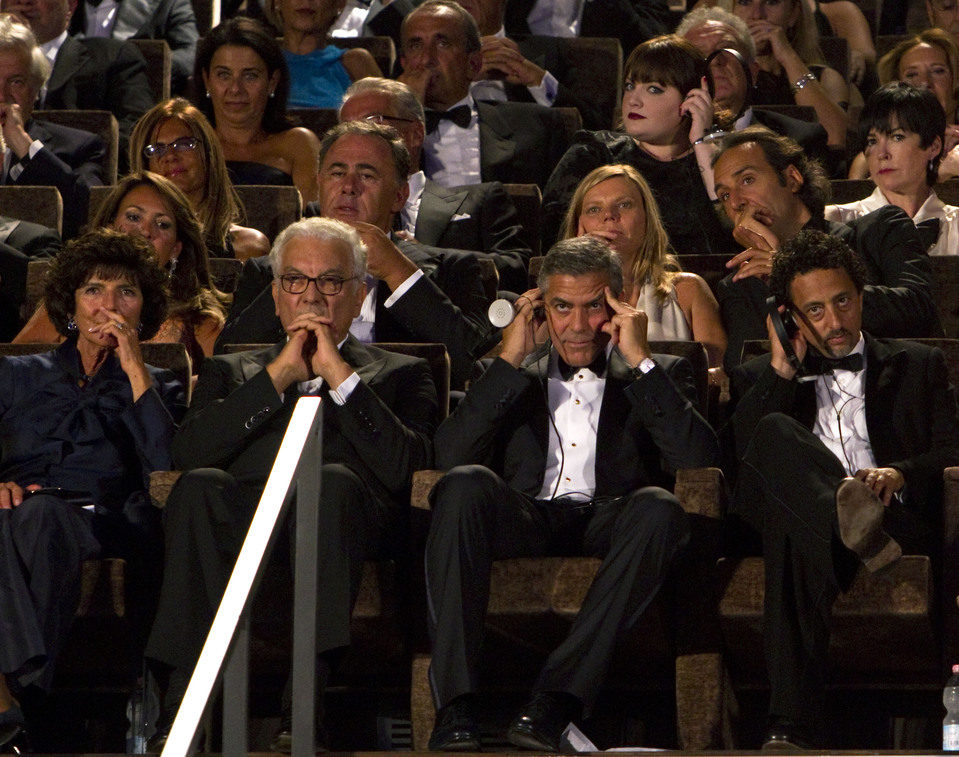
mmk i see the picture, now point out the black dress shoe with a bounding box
[269,709,329,753]
[762,722,813,751]
[506,692,582,752]
[836,477,902,572]
[428,694,481,751]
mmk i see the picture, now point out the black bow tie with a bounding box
[915,217,941,250]
[557,350,607,381]
[425,105,472,133]
[804,351,863,375]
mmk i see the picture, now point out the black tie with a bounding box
[425,105,472,133]
[915,217,941,251]
[557,351,607,381]
[804,351,863,375]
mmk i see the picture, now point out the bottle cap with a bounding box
[953,663,959,674]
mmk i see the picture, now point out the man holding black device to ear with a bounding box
[423,236,719,752]
[725,229,959,750]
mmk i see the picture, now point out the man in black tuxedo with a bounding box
[145,216,438,750]
[711,126,939,370]
[504,0,670,61]
[398,0,570,190]
[724,229,959,748]
[0,15,105,239]
[2,0,154,168]
[217,121,493,387]
[0,214,60,338]
[68,0,198,92]
[330,76,532,292]
[425,237,719,751]
[676,6,836,173]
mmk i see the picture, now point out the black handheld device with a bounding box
[765,294,802,372]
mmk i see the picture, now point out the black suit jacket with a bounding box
[17,118,106,239]
[727,335,959,547]
[0,217,61,340]
[70,0,199,92]
[214,241,493,387]
[717,207,941,370]
[750,108,832,174]
[173,337,437,505]
[434,348,719,497]
[44,36,154,171]
[504,0,671,60]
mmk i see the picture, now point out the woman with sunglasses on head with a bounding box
[130,98,270,261]
[543,34,738,257]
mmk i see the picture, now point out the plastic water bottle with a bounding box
[944,664,959,750]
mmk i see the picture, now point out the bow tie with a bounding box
[425,105,472,133]
[557,350,607,381]
[804,351,863,375]
[915,217,941,250]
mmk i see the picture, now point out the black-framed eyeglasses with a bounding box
[278,273,358,295]
[362,113,418,126]
[143,137,200,160]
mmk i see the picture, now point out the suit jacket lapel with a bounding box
[46,36,85,102]
[340,335,386,384]
[112,0,149,39]
[594,350,631,494]
[0,217,19,245]
[476,101,516,183]
[863,335,905,465]
[415,180,467,247]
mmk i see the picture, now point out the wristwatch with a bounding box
[791,72,815,93]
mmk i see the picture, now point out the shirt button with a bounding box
[571,442,577,447]
[574,399,581,405]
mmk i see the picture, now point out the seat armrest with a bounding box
[412,470,444,511]
[674,467,726,520]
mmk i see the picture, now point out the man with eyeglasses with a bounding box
[145,216,438,752]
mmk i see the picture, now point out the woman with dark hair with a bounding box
[827,83,957,255]
[130,98,270,260]
[194,16,320,208]
[542,35,738,257]
[0,229,185,748]
[15,172,230,363]
[266,0,381,107]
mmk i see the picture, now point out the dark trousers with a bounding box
[145,463,394,674]
[425,464,690,712]
[732,412,923,741]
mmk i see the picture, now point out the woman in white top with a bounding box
[827,82,959,256]
[560,163,728,375]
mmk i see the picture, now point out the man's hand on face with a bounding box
[765,306,808,380]
[601,287,651,367]
[499,288,548,368]
[397,62,432,104]
[268,312,354,394]
[476,36,545,87]
[0,102,33,158]
[350,222,418,291]
[727,204,779,282]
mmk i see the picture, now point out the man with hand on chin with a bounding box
[724,229,959,750]
[145,217,438,752]
[423,236,719,752]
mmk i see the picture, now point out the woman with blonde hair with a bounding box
[15,172,230,364]
[561,164,727,371]
[129,98,270,260]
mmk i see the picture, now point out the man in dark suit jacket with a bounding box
[332,76,532,291]
[145,216,438,751]
[723,229,959,749]
[0,215,60,338]
[69,0,198,92]
[398,0,570,190]
[711,127,939,370]
[425,237,719,751]
[218,120,493,387]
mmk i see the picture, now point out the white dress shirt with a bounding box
[349,252,425,342]
[400,169,427,234]
[825,186,959,256]
[526,0,585,36]
[469,27,558,108]
[811,336,876,476]
[83,0,120,37]
[423,95,482,188]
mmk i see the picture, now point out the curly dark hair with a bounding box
[194,17,292,134]
[769,230,867,304]
[45,229,169,340]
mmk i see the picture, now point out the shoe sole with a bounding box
[507,727,558,752]
[836,477,902,573]
[428,737,482,752]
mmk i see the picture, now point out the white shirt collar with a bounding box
[406,169,426,205]
[41,30,68,67]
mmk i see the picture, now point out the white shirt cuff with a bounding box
[528,71,559,107]
[383,268,424,307]
[329,371,361,404]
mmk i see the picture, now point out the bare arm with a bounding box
[675,272,727,370]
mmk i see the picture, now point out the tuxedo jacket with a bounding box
[0,217,61,340]
[472,100,571,190]
[17,119,106,240]
[728,335,959,542]
[173,337,437,505]
[750,108,832,174]
[504,0,672,61]
[214,241,494,387]
[434,348,719,497]
[70,0,199,92]
[44,36,154,171]
[717,207,941,370]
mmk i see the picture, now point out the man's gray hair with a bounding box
[537,236,623,297]
[675,5,756,62]
[0,13,51,91]
[270,217,368,282]
[340,76,426,126]
[402,0,482,54]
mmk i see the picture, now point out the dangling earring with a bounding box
[136,323,143,335]
[930,159,936,173]
[67,316,77,331]
[205,90,211,98]
[168,257,178,280]
[269,90,276,99]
